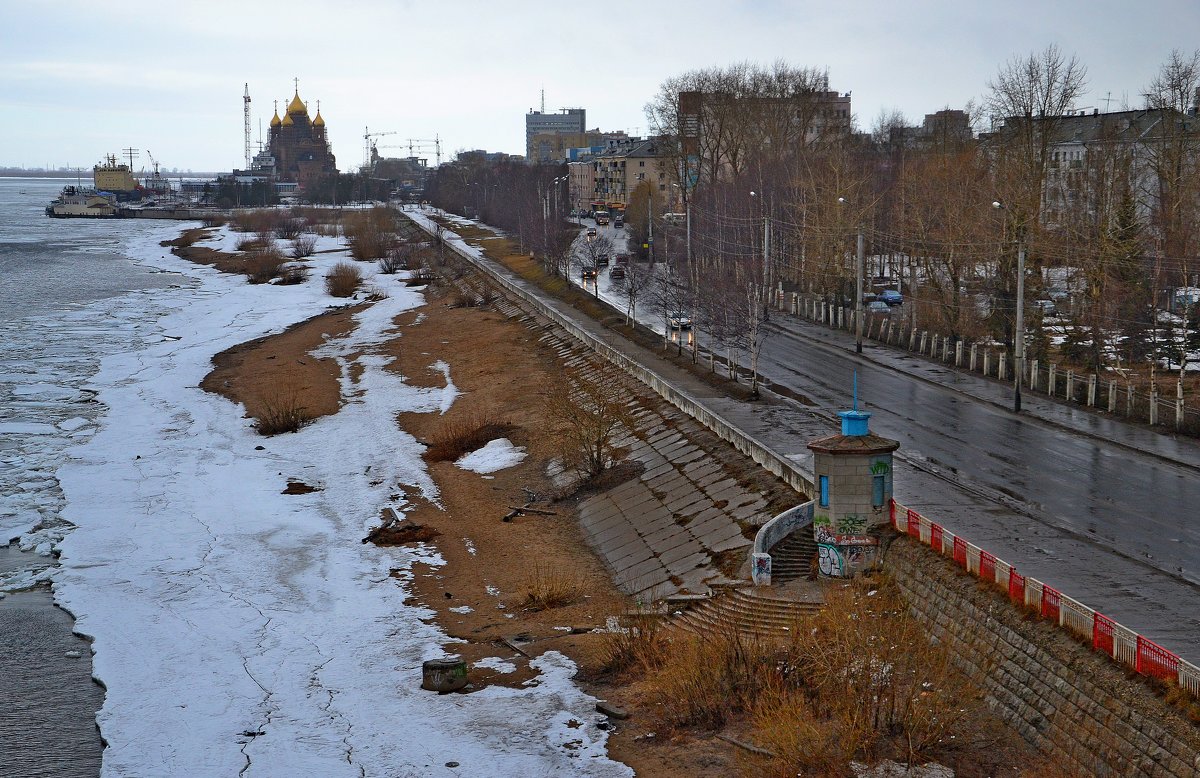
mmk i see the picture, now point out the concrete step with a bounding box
[666,588,824,638]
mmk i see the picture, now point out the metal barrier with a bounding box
[890,500,1200,698]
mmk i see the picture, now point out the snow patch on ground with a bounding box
[455,438,527,474]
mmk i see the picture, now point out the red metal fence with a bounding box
[890,500,1200,698]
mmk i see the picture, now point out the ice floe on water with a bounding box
[45,219,630,776]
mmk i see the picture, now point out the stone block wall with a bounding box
[886,537,1200,777]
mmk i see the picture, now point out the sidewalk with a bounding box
[767,313,1200,472]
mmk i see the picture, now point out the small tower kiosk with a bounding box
[807,406,899,578]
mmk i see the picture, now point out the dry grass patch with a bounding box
[423,412,514,462]
[325,261,363,297]
[255,390,314,435]
[244,246,287,284]
[519,563,586,610]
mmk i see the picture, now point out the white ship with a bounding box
[45,186,118,218]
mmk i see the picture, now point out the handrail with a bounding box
[890,499,1200,698]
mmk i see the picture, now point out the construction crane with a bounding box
[243,83,253,171]
[405,136,442,166]
[362,126,398,170]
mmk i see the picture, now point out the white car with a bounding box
[667,311,693,329]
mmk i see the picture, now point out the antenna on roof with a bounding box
[540,88,545,113]
[1102,92,1114,112]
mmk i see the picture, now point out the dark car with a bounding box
[581,265,598,280]
[614,216,624,228]
[595,253,609,266]
[586,226,597,237]
[879,289,903,306]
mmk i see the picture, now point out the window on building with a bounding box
[872,475,885,508]
[819,475,829,507]
[639,160,645,167]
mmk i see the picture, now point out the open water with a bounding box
[0,178,192,777]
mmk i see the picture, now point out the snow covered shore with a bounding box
[53,225,631,776]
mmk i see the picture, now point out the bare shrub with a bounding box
[290,235,317,258]
[545,373,633,478]
[449,288,478,308]
[202,216,226,228]
[519,564,584,610]
[379,244,412,274]
[325,262,363,297]
[315,222,341,238]
[423,412,512,462]
[255,391,313,435]
[646,621,774,729]
[244,246,286,284]
[277,263,309,285]
[230,209,280,234]
[598,608,670,676]
[275,217,305,240]
[235,235,266,252]
[344,208,397,260]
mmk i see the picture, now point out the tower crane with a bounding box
[362,126,399,170]
[405,136,442,166]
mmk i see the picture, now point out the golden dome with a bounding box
[281,111,294,127]
[287,91,307,115]
[313,110,325,127]
[270,110,281,127]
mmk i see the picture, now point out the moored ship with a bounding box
[45,186,117,218]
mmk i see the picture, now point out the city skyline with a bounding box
[2,0,1199,172]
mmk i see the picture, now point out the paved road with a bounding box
[575,217,1200,655]
[475,213,1200,659]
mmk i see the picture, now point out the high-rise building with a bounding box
[525,108,585,162]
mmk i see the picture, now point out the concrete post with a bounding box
[1088,375,1097,407]
[1029,359,1039,390]
[999,353,1007,382]
[969,344,977,372]
[919,331,927,354]
[791,292,798,315]
[955,341,963,366]
[1049,363,1057,397]
[984,350,991,377]
[1066,370,1074,402]
[1108,380,1117,413]
[884,321,892,343]
[751,552,772,586]
[909,327,917,351]
[1127,383,1134,416]
[1150,389,1158,425]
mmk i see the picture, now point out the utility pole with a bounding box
[763,215,771,319]
[855,230,864,353]
[648,193,654,263]
[1014,239,1026,413]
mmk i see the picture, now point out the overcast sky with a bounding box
[3,0,1199,173]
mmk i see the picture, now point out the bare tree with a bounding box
[546,372,633,478]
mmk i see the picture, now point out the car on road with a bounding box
[586,226,597,237]
[581,265,598,280]
[667,311,693,329]
[879,289,903,306]
[609,264,626,279]
[866,300,892,315]
[614,216,624,228]
[595,253,609,266]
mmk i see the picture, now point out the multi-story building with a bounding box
[588,137,672,213]
[525,108,586,162]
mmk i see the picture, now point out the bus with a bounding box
[594,210,610,225]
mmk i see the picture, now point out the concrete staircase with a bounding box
[667,587,823,639]
[767,531,816,584]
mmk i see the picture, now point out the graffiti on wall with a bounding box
[869,459,890,475]
[838,513,867,534]
[818,544,844,577]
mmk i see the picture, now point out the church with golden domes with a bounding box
[268,84,337,190]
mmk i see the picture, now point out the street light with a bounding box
[838,197,865,354]
[993,200,1026,414]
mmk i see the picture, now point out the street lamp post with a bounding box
[672,182,692,264]
[993,200,1025,413]
[838,197,865,354]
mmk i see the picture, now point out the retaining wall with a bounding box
[887,537,1200,777]
[403,211,814,498]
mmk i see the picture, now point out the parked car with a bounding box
[1033,299,1056,315]
[667,311,693,329]
[866,300,892,315]
[879,289,903,306]
[586,226,597,237]
[609,264,626,279]
[613,252,630,265]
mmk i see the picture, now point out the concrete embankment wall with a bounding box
[404,214,813,498]
[887,537,1200,777]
